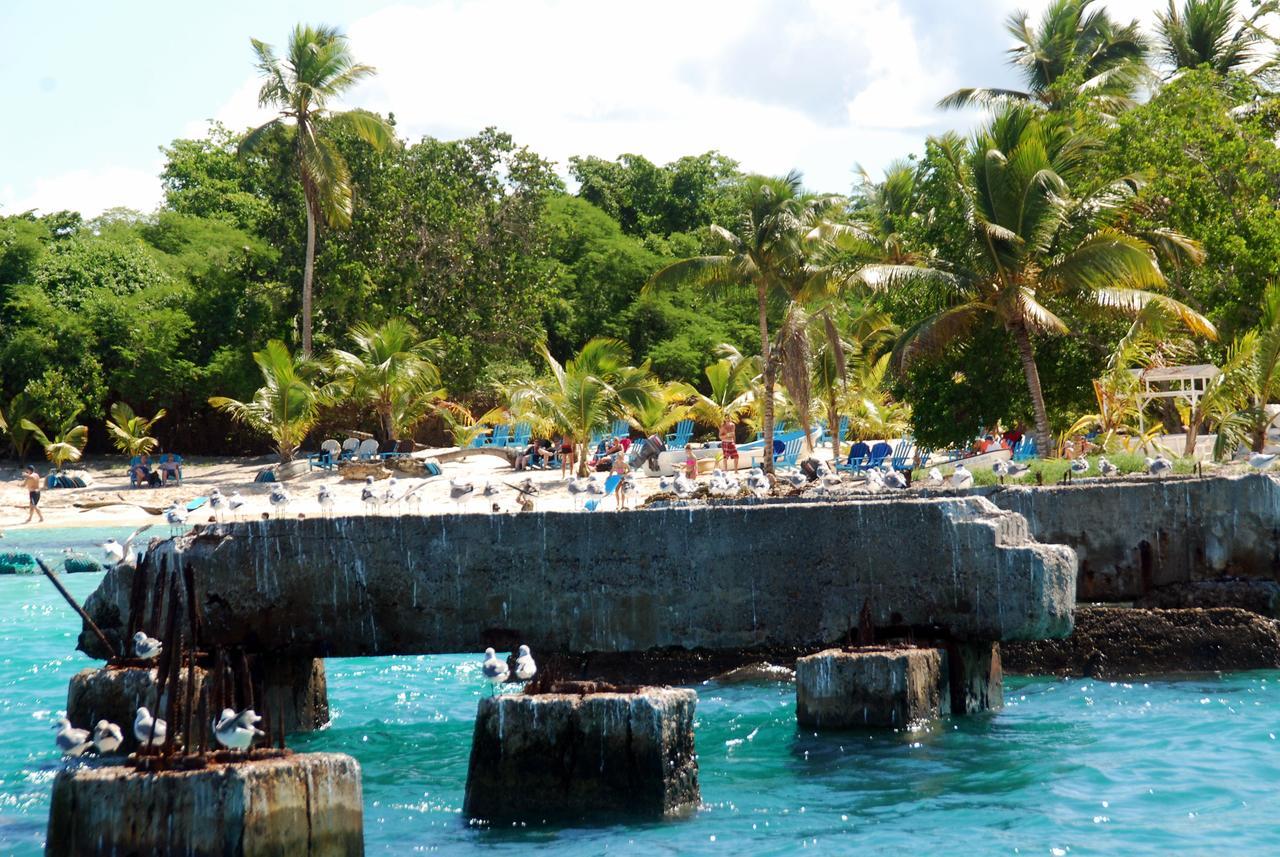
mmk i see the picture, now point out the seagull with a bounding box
[213,708,264,751]
[382,476,400,512]
[1070,458,1090,477]
[101,524,152,569]
[925,466,944,485]
[992,460,1009,478]
[657,475,674,494]
[783,470,807,489]
[53,718,92,757]
[361,476,378,514]
[1249,452,1277,470]
[209,488,225,520]
[621,474,638,508]
[863,467,885,492]
[951,463,974,490]
[746,467,770,497]
[1098,457,1118,477]
[228,491,246,520]
[92,719,123,755]
[586,475,606,496]
[881,465,907,489]
[483,482,500,498]
[1006,462,1030,478]
[317,484,335,516]
[132,630,162,660]
[481,647,509,694]
[133,706,167,747]
[268,486,291,517]
[164,502,187,534]
[568,477,591,508]
[674,473,698,497]
[514,645,537,682]
[1146,455,1173,477]
[450,478,474,511]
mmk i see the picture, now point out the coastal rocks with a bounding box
[66,665,206,753]
[464,686,699,821]
[1135,579,1280,618]
[45,752,363,857]
[1002,606,1280,678]
[337,461,391,482]
[796,647,949,729]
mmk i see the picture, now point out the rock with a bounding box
[795,646,949,728]
[66,666,207,753]
[1003,606,1280,678]
[1135,579,1280,618]
[80,497,1076,659]
[336,461,392,482]
[463,686,698,821]
[46,752,363,857]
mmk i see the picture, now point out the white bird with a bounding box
[821,471,843,488]
[164,502,187,534]
[746,467,770,496]
[514,644,537,682]
[361,476,378,514]
[568,477,591,508]
[992,460,1009,477]
[881,465,907,489]
[951,463,974,490]
[1147,456,1173,476]
[863,468,885,492]
[1098,457,1118,477]
[268,486,291,516]
[926,466,944,485]
[317,485,335,516]
[621,474,638,508]
[228,491,246,519]
[1249,452,1277,470]
[382,476,400,512]
[133,706,167,747]
[101,524,152,569]
[673,473,698,497]
[783,470,807,489]
[209,488,225,520]
[213,708,264,751]
[586,475,606,496]
[450,478,474,510]
[92,719,123,755]
[657,475,675,494]
[481,647,509,693]
[1070,457,1090,477]
[132,630,162,660]
[53,718,92,757]
[483,482,500,498]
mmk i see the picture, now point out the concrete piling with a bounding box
[795,646,950,729]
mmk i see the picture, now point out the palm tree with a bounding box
[647,172,849,471]
[2,394,37,462]
[240,24,395,357]
[809,306,899,464]
[877,107,1215,455]
[626,383,692,438]
[1210,281,1280,456]
[680,347,761,431]
[434,401,507,459]
[21,412,88,471]
[104,402,166,456]
[504,338,657,477]
[940,0,1151,115]
[1156,0,1277,77]
[209,340,326,462]
[328,318,444,448]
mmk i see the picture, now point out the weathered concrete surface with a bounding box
[1135,579,1280,618]
[1003,606,1280,678]
[46,753,363,856]
[946,641,1003,714]
[66,666,206,754]
[985,474,1280,601]
[260,656,330,731]
[79,497,1077,660]
[796,647,948,728]
[464,687,698,820]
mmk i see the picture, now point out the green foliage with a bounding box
[327,318,444,443]
[104,402,166,456]
[21,411,89,470]
[208,340,324,461]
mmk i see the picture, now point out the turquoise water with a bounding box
[4,529,1280,854]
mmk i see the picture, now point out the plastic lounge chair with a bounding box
[611,419,629,439]
[1013,436,1037,461]
[128,455,142,488]
[357,439,380,460]
[308,439,341,471]
[157,453,184,486]
[889,439,915,472]
[505,423,531,449]
[839,441,870,472]
[866,441,892,470]
[776,436,805,468]
[665,419,693,449]
[481,424,509,448]
[339,438,360,461]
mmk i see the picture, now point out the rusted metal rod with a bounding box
[36,558,117,659]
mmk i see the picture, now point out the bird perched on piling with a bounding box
[133,706,167,747]
[213,708,264,751]
[1249,452,1277,470]
[53,718,92,757]
[92,719,123,755]
[132,630,162,660]
[101,524,152,570]
[317,485,335,516]
[881,465,907,490]
[268,486,291,516]
[1070,458,1090,479]
[746,467,770,497]
[361,476,378,514]
[514,644,537,682]
[450,478,475,510]
[951,463,974,490]
[1146,456,1173,476]
[228,491,246,519]
[481,647,509,694]
[1098,457,1118,477]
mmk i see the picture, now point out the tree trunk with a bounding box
[301,187,317,359]
[577,440,589,478]
[758,286,775,473]
[827,398,840,466]
[1183,411,1200,458]
[1010,321,1053,458]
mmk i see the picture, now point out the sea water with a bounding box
[3,528,1280,855]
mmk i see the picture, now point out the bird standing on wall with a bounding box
[213,708,265,751]
[361,476,378,514]
[92,719,123,754]
[228,491,246,520]
[132,631,162,660]
[514,645,537,682]
[268,486,291,517]
[450,478,475,511]
[317,484,335,516]
[481,648,509,695]
[133,706,167,747]
[951,463,974,490]
[101,524,152,570]
[164,502,187,535]
[209,488,225,521]
[53,718,92,756]
[1098,457,1118,477]
[1249,452,1277,470]
[1146,456,1173,477]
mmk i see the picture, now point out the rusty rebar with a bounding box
[35,558,117,659]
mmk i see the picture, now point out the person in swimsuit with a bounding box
[684,444,698,480]
[719,417,740,472]
[22,465,43,523]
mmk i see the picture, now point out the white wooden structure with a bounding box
[1128,364,1220,431]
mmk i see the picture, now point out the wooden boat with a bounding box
[928,447,1012,472]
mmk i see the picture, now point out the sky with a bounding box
[0,0,1166,218]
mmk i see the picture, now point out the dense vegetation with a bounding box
[6,0,1280,464]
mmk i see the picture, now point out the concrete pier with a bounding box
[45,753,363,856]
[946,641,1003,714]
[464,686,699,820]
[796,647,949,728]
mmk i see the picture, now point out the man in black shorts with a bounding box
[22,465,44,523]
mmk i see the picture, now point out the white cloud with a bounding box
[1,163,163,219]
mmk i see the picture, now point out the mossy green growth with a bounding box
[914,452,1201,487]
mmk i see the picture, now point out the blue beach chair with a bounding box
[889,439,915,472]
[866,441,892,470]
[839,441,870,472]
[481,424,510,448]
[505,423,531,449]
[666,419,693,449]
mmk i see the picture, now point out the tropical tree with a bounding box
[681,347,760,430]
[504,338,657,477]
[327,318,444,447]
[879,107,1216,455]
[434,401,506,458]
[104,402,166,456]
[1156,0,1277,77]
[1208,281,1280,456]
[626,382,692,438]
[809,306,899,463]
[240,24,395,357]
[2,394,38,462]
[208,340,325,462]
[646,172,849,471]
[21,412,89,471]
[940,0,1151,115]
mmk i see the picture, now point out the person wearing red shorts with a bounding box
[719,417,740,472]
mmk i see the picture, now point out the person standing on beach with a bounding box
[21,466,43,523]
[719,417,740,472]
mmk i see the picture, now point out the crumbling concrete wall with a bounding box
[80,496,1075,659]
